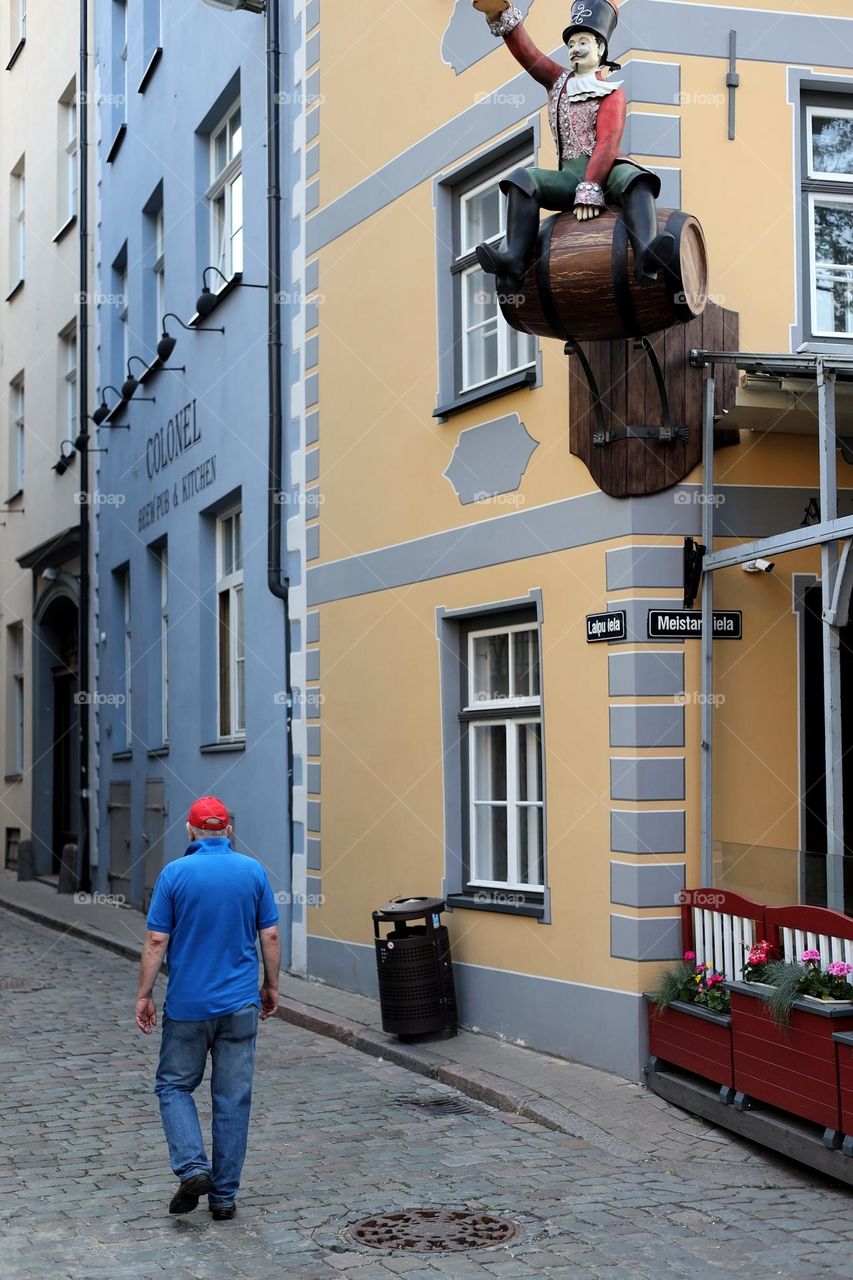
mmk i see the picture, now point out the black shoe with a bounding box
[210,1203,236,1220]
[169,1171,212,1214]
[635,231,677,285]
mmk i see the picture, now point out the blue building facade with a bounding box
[91,0,306,965]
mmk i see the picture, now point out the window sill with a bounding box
[106,123,127,165]
[434,367,537,421]
[4,488,23,505]
[5,278,23,303]
[112,750,132,762]
[5,37,25,71]
[3,773,23,784]
[137,46,162,94]
[53,214,77,244]
[200,738,246,754]
[446,891,545,918]
[188,271,243,326]
[147,745,169,758]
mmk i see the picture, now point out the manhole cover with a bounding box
[392,1094,486,1118]
[0,976,45,992]
[347,1208,521,1253]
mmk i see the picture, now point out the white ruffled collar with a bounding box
[553,70,623,101]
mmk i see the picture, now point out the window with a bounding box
[143,193,165,349]
[208,102,243,285]
[112,246,129,388]
[61,324,77,445]
[159,544,169,743]
[7,623,24,775]
[434,133,539,417]
[457,170,536,393]
[154,209,165,335]
[119,568,132,749]
[17,0,25,41]
[462,621,544,892]
[109,0,128,143]
[5,829,20,871]
[143,0,163,64]
[58,82,78,225]
[803,101,853,339]
[9,156,24,288]
[217,508,245,738]
[8,373,24,498]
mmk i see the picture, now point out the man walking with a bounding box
[135,796,280,1220]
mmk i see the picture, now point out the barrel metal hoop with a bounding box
[534,215,569,343]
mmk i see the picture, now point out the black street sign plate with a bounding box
[647,609,742,640]
[586,610,626,643]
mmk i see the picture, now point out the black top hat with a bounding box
[562,0,619,58]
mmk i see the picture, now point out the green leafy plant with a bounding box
[763,951,853,1025]
[651,952,730,1015]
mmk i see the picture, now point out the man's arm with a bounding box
[259,925,281,1020]
[474,1,564,90]
[135,930,169,1033]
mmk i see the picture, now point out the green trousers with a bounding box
[522,156,656,210]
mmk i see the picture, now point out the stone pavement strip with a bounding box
[1,906,853,1279]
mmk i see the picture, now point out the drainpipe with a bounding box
[264,0,295,945]
[78,0,92,892]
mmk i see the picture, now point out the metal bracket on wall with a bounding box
[591,336,689,447]
[565,338,607,442]
[727,30,740,141]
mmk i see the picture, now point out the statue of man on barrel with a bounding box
[472,0,676,294]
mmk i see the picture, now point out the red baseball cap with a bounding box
[188,795,229,832]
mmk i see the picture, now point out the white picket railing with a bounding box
[779,927,853,969]
[691,907,757,982]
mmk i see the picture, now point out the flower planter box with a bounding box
[645,994,734,1096]
[729,980,853,1147]
[832,1032,853,1157]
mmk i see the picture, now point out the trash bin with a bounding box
[373,896,457,1037]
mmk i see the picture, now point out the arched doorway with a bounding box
[31,585,80,876]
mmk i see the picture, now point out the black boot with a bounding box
[620,178,676,286]
[475,178,540,297]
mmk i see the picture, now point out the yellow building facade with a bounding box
[294,0,853,1077]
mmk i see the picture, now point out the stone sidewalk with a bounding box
[0,871,831,1172]
[1,906,852,1280]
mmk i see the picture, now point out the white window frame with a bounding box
[10,159,25,286]
[216,507,245,740]
[17,0,26,42]
[61,324,77,446]
[806,105,853,182]
[121,570,132,749]
[808,191,853,340]
[160,545,169,743]
[207,102,243,287]
[10,374,24,496]
[465,622,544,892]
[153,209,165,336]
[118,265,129,380]
[457,158,536,395]
[61,89,78,222]
[119,1,128,114]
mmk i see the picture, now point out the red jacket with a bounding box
[502,22,626,189]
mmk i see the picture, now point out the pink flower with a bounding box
[801,949,821,963]
[828,961,853,978]
[683,951,696,961]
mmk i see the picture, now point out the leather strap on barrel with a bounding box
[611,217,644,339]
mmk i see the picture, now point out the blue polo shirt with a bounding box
[147,839,279,1021]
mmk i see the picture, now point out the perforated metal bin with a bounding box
[372,896,458,1037]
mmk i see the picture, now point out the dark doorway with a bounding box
[34,592,80,875]
[802,584,853,911]
[51,669,78,871]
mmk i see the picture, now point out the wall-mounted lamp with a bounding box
[52,440,77,476]
[91,386,126,424]
[195,266,265,318]
[158,312,224,361]
[201,0,266,14]
[122,357,157,402]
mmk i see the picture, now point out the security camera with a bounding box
[743,558,775,574]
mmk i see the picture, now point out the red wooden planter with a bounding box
[730,980,853,1148]
[832,1032,853,1157]
[645,995,734,1099]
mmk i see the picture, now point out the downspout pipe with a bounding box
[78,0,92,892]
[264,0,295,943]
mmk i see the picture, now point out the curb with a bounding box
[0,894,594,1145]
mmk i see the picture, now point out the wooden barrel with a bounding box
[501,207,707,343]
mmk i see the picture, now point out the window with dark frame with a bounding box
[456,610,545,905]
[802,94,853,340]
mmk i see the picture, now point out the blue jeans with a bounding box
[155,1003,259,1207]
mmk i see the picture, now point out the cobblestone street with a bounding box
[2,910,853,1280]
